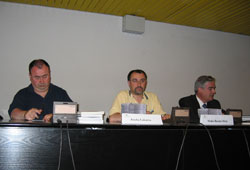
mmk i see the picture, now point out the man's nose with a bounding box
[39,77,45,83]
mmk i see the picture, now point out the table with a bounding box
[0,121,250,170]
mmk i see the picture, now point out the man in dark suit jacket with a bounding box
[179,75,221,123]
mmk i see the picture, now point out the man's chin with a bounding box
[37,86,49,92]
[134,91,144,95]
[209,97,214,101]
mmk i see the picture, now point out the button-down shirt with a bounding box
[196,95,207,109]
[109,90,166,116]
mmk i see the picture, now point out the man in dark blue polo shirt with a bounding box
[8,59,72,122]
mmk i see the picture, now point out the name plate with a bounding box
[200,115,234,126]
[122,113,163,125]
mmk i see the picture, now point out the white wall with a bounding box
[1,1,250,117]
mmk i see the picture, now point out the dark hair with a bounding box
[127,69,147,81]
[194,75,216,93]
[29,59,50,74]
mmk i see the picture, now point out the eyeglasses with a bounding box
[31,74,49,80]
[130,78,146,83]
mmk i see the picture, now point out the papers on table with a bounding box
[121,103,146,114]
[121,103,163,125]
[242,115,250,125]
[200,115,234,126]
[198,109,233,125]
[77,111,104,124]
[242,115,250,122]
[198,108,222,118]
[122,113,163,125]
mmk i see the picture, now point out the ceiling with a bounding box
[2,0,250,36]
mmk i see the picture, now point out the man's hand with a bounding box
[161,114,171,120]
[24,108,42,120]
[109,113,122,123]
[43,113,53,122]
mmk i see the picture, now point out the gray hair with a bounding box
[194,75,216,93]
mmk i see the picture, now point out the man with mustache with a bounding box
[179,75,222,123]
[109,69,169,123]
[8,59,72,122]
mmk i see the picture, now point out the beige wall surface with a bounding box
[1,2,250,117]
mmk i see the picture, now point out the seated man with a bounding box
[8,59,72,122]
[109,69,170,123]
[179,75,221,123]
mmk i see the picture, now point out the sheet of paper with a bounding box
[122,113,163,125]
[200,115,234,126]
[121,103,146,114]
[198,108,222,117]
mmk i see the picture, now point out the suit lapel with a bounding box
[192,95,201,110]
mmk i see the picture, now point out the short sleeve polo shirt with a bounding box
[109,90,166,116]
[8,83,72,120]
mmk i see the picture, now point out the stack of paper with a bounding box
[121,103,146,114]
[198,108,222,118]
[242,115,250,122]
[77,111,104,124]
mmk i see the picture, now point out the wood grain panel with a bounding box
[1,0,250,35]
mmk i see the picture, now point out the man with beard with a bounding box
[109,69,169,123]
[179,75,222,123]
[8,59,72,122]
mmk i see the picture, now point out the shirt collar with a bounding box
[28,84,34,93]
[196,95,206,108]
[28,83,52,96]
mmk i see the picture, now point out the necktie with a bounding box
[202,104,207,109]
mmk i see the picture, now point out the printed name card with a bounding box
[122,113,163,125]
[200,115,234,126]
